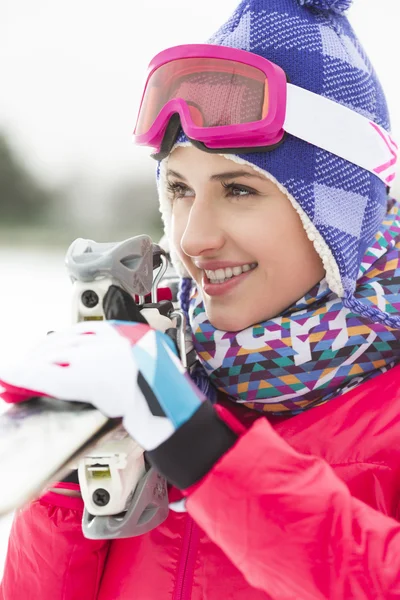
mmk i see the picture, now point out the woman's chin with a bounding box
[204,300,281,331]
[206,310,260,332]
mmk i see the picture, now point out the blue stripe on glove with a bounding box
[131,331,203,431]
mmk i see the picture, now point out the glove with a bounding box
[0,319,201,449]
[0,299,237,489]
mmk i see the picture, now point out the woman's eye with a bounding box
[167,181,194,199]
[222,182,257,197]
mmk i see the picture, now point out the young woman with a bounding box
[2,0,400,598]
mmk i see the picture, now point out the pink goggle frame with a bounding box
[133,44,287,161]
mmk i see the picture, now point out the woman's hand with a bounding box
[0,320,205,452]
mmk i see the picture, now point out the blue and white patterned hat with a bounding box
[158,0,396,325]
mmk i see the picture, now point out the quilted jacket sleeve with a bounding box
[186,417,400,600]
[0,486,110,600]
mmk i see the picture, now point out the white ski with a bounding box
[0,397,117,516]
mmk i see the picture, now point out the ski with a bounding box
[0,397,119,516]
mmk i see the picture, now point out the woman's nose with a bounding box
[180,198,225,258]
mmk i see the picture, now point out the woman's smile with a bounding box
[201,263,258,296]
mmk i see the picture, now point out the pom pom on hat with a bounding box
[297,0,353,14]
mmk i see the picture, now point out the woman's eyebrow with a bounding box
[211,170,265,182]
[167,169,265,182]
[167,169,187,180]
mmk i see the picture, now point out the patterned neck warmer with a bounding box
[189,204,400,415]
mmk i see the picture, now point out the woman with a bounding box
[1,0,400,598]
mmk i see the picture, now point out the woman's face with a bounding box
[169,146,325,331]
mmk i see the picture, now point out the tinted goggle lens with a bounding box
[135,57,269,136]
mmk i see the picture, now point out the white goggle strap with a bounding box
[285,83,398,186]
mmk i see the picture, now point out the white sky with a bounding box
[1,0,400,188]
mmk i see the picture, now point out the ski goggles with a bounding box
[133,44,397,185]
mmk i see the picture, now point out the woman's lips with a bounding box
[201,267,256,297]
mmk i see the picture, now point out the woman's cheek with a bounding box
[171,214,182,250]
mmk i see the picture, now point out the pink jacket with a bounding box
[2,365,400,599]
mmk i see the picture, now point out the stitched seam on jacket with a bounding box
[329,461,393,469]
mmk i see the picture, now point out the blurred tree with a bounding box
[106,177,163,240]
[0,132,52,224]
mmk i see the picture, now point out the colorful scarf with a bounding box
[189,204,400,415]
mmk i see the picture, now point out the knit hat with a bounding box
[158,0,398,327]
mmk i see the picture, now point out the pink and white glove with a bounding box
[0,320,237,489]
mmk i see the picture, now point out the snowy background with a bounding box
[1,0,400,579]
[0,250,69,577]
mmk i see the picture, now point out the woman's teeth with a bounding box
[205,263,257,284]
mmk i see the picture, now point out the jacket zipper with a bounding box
[173,514,199,600]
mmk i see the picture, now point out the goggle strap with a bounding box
[284,84,397,185]
[151,114,182,162]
